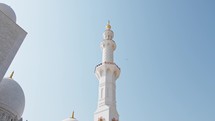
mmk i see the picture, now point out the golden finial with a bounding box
[9,71,14,79]
[106,20,111,29]
[71,111,75,119]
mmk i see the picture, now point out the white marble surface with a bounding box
[94,27,120,121]
[0,3,16,22]
[0,11,27,81]
[0,78,25,120]
[62,117,78,121]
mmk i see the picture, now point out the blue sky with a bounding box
[1,0,215,121]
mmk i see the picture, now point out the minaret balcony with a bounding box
[95,62,120,72]
[95,62,120,80]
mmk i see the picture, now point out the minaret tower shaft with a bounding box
[94,22,120,121]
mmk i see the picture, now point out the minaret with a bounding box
[94,21,120,121]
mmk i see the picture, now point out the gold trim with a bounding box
[106,20,111,29]
[72,111,75,119]
[9,71,14,79]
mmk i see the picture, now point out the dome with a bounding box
[0,3,16,22]
[62,117,78,121]
[62,112,78,121]
[0,78,25,119]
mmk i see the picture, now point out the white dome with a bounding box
[0,78,25,119]
[62,117,78,121]
[62,112,78,121]
[0,3,16,22]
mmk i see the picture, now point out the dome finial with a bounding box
[9,71,14,79]
[72,111,75,119]
[106,20,111,30]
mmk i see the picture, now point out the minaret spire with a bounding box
[106,20,111,30]
[94,22,120,121]
[101,21,115,63]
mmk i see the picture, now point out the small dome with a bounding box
[0,3,16,22]
[0,78,25,119]
[62,117,78,121]
[62,112,78,121]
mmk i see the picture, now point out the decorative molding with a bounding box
[0,108,18,121]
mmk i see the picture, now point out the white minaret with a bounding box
[94,21,120,121]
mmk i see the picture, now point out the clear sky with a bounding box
[1,0,215,121]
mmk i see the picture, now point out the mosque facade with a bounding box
[0,3,120,121]
[0,3,27,121]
